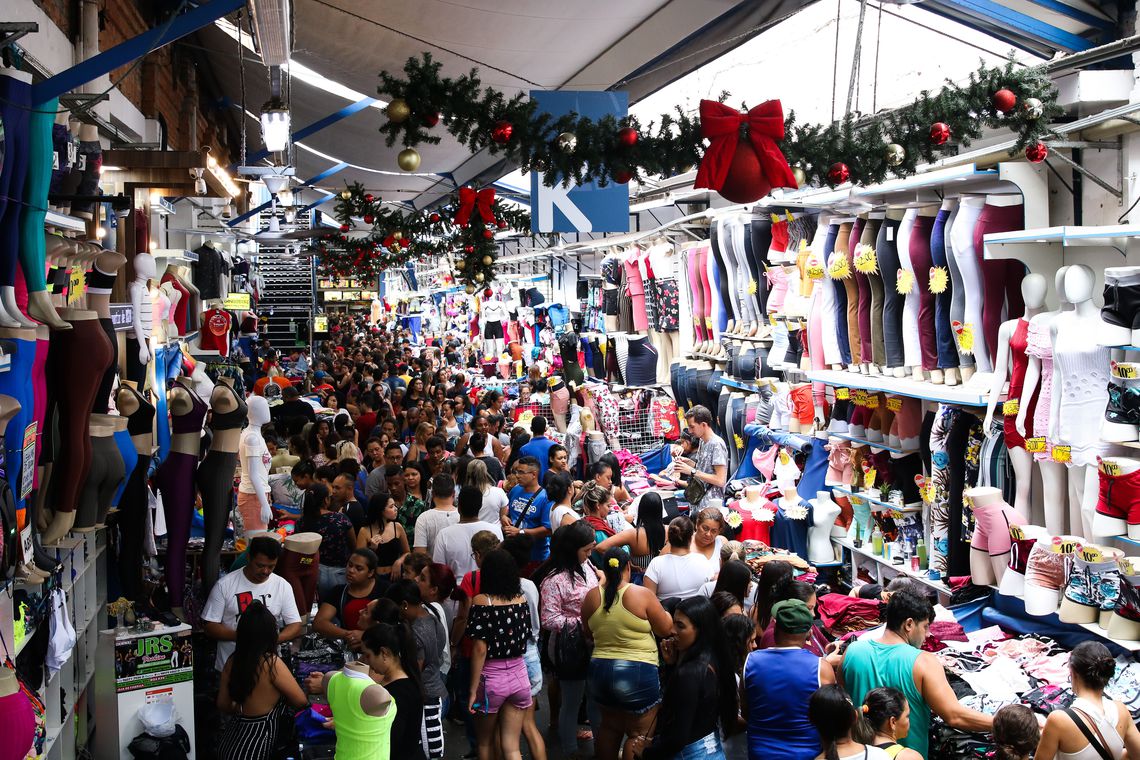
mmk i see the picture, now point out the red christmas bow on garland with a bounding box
[454,187,496,227]
[693,99,798,196]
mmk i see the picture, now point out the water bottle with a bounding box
[916,538,928,570]
[871,526,883,556]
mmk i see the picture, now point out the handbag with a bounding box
[550,619,592,680]
[683,475,708,505]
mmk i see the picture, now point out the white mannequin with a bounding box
[1058,545,1124,626]
[983,274,1046,520]
[1049,265,1114,538]
[808,490,841,563]
[160,279,182,338]
[480,297,508,359]
[997,523,1049,598]
[241,396,273,532]
[1091,457,1140,538]
[965,486,1026,586]
[129,253,156,367]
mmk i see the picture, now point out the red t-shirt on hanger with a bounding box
[200,308,231,355]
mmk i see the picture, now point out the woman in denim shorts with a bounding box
[581,548,674,760]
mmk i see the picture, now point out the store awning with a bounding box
[915,0,1116,57]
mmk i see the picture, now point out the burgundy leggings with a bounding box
[910,215,938,371]
[155,451,198,608]
[278,547,320,617]
[46,317,113,513]
[973,203,1025,366]
[850,219,870,362]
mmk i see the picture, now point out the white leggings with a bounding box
[949,202,990,371]
[896,210,922,368]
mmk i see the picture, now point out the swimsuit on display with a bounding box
[1053,312,1110,467]
[1003,318,1038,449]
[1102,267,1140,329]
[1025,319,1056,461]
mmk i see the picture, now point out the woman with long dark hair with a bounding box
[808,684,890,760]
[387,579,449,760]
[545,471,579,530]
[598,452,631,503]
[359,622,426,760]
[582,548,673,760]
[752,559,795,632]
[597,492,666,580]
[357,492,409,577]
[631,596,738,760]
[399,460,430,543]
[300,483,357,597]
[701,559,754,612]
[312,548,385,648]
[216,601,309,759]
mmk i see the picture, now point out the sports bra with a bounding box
[171,388,208,434]
[124,387,156,436]
[87,264,117,294]
[210,384,248,431]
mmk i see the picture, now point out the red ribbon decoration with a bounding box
[454,187,496,228]
[693,99,797,193]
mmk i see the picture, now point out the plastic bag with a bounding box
[138,702,177,738]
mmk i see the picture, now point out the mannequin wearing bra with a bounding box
[115,381,154,599]
[74,413,126,532]
[156,376,207,619]
[198,376,246,595]
[0,665,36,760]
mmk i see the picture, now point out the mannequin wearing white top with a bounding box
[808,490,841,564]
[1016,266,1071,533]
[984,274,1046,522]
[129,252,156,368]
[480,299,508,359]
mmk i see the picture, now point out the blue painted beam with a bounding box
[241,98,378,167]
[228,199,273,227]
[33,0,246,102]
[301,193,336,212]
[1017,0,1114,31]
[301,163,348,188]
[934,0,1094,51]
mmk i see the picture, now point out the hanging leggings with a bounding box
[110,429,135,506]
[733,219,761,324]
[0,338,36,525]
[897,211,922,369]
[909,214,938,371]
[845,222,862,364]
[714,220,739,325]
[929,210,958,370]
[19,98,57,295]
[94,318,119,414]
[75,434,125,530]
[862,219,885,366]
[750,217,773,313]
[818,223,842,366]
[876,218,905,368]
[46,320,113,513]
[852,219,873,364]
[156,451,198,608]
[32,333,47,488]
[743,221,766,317]
[709,229,731,332]
[278,544,320,618]
[689,247,709,342]
[831,222,853,364]
[973,202,1026,367]
[117,453,147,600]
[950,202,989,370]
[945,207,975,370]
[198,449,238,596]
[0,73,31,290]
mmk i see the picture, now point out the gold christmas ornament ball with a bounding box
[482,255,493,265]
[475,272,485,282]
[465,284,475,294]
[555,132,578,153]
[456,259,466,270]
[397,148,421,172]
[791,166,806,187]
[392,231,402,240]
[339,190,352,201]
[386,98,411,124]
[885,143,905,167]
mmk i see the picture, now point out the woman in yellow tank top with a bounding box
[581,548,674,760]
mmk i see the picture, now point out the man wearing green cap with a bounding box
[842,589,993,758]
[741,599,835,760]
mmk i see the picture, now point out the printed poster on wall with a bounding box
[114,630,194,693]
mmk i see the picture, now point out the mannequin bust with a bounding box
[208,377,243,454]
[997,523,1049,598]
[129,253,156,369]
[320,661,393,721]
[239,395,273,535]
[983,274,1046,520]
[808,490,841,564]
[168,377,203,457]
[965,486,1027,586]
[117,381,155,456]
[1092,457,1140,538]
[1058,544,1124,626]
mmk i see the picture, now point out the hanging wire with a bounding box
[846,0,869,115]
[831,0,842,122]
[872,1,883,113]
[237,11,247,168]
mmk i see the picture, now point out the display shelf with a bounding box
[688,351,728,363]
[831,485,922,513]
[718,377,771,394]
[1078,622,1140,652]
[833,535,951,599]
[45,210,87,233]
[850,163,1000,200]
[827,431,917,455]
[805,369,995,407]
[984,224,1140,248]
[725,333,772,344]
[152,248,200,263]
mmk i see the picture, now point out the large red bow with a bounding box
[454,187,496,228]
[693,99,797,194]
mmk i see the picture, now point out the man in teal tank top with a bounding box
[841,589,994,758]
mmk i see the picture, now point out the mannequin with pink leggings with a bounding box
[687,244,711,343]
[548,377,570,432]
[972,196,1026,365]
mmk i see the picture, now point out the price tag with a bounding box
[955,322,975,354]
[19,525,33,563]
[1002,399,1020,416]
[854,247,879,274]
[929,266,950,294]
[1052,445,1072,463]
[771,213,781,225]
[1025,437,1046,453]
[20,423,35,500]
[836,388,850,400]
[828,256,850,280]
[1102,460,1122,476]
[786,211,796,224]
[778,450,790,465]
[1009,524,1025,541]
[748,279,759,295]
[864,468,877,488]
[67,267,86,305]
[890,510,905,520]
[769,314,777,327]
[896,270,915,294]
[1052,536,1080,554]
[1116,363,1139,379]
[865,394,880,410]
[1122,558,1138,576]
[806,263,826,280]
[854,390,868,407]
[704,318,713,329]
[886,397,903,412]
[1081,546,1104,563]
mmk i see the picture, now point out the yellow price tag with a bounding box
[786,211,795,224]
[865,394,879,410]
[807,263,826,280]
[1052,536,1080,554]
[771,213,781,225]
[733,434,744,450]
[748,279,758,295]
[1052,445,1072,463]
[1102,460,1122,476]
[1122,558,1138,576]
[896,270,915,295]
[886,397,903,412]
[67,267,86,305]
[1009,524,1025,541]
[778,450,790,465]
[1115,363,1139,379]
[1081,546,1104,563]
[890,510,905,520]
[768,314,778,327]
[957,323,975,354]
[854,247,879,274]
[799,239,809,253]
[1002,399,1020,416]
[835,388,850,401]
[704,318,713,329]
[1025,438,1046,453]
[864,468,877,488]
[929,266,950,294]
[921,484,936,503]
[828,256,850,280]
[854,390,868,407]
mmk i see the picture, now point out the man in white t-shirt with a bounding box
[201,536,304,671]
[414,473,461,558]
[433,486,503,578]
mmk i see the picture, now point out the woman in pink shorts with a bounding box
[467,549,540,760]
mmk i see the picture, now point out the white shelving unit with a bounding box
[833,535,952,603]
[44,211,88,233]
[805,368,997,407]
[831,485,922,513]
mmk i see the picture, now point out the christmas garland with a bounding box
[314,182,531,288]
[375,53,1060,191]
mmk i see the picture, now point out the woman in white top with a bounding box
[809,684,891,760]
[462,459,508,525]
[691,508,727,576]
[1035,641,1140,760]
[644,517,712,604]
[544,471,579,529]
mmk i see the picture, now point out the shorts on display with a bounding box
[1102,267,1140,330]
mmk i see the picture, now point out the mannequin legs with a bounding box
[0,338,36,531]
[21,98,70,330]
[1007,447,1033,525]
[0,75,30,328]
[973,204,1025,366]
[74,434,125,531]
[116,454,147,600]
[909,215,938,373]
[930,210,958,374]
[550,386,570,432]
[198,450,238,596]
[1039,460,1069,535]
[749,218,773,313]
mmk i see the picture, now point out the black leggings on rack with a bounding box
[197,449,238,596]
[710,225,734,325]
[94,318,119,414]
[876,218,905,369]
[749,218,773,313]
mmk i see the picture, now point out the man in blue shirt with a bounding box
[519,416,558,480]
[504,456,553,569]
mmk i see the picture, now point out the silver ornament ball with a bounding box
[555,132,578,153]
[1023,98,1044,119]
[885,143,905,167]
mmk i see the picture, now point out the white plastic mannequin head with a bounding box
[1062,264,1095,304]
[1021,273,1047,311]
[1054,265,1071,306]
[247,395,271,427]
[134,252,156,282]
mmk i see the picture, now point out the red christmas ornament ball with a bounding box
[491,120,514,145]
[364,193,374,203]
[827,162,850,186]
[992,89,1017,113]
[339,223,349,232]
[464,245,475,254]
[496,220,508,229]
[430,213,440,223]
[718,141,771,203]
[483,288,493,298]
[930,122,952,145]
[483,229,494,239]
[1025,142,1049,163]
[423,111,441,128]
[363,214,374,224]
[617,127,639,147]
[613,170,633,184]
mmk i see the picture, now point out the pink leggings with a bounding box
[688,246,710,341]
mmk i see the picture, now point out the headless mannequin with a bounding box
[480,298,508,359]
[965,486,1026,586]
[73,413,125,531]
[199,377,242,593]
[162,376,204,620]
[1059,544,1125,626]
[128,253,155,381]
[997,523,1048,598]
[1017,267,1071,532]
[984,274,1046,520]
[1023,535,1083,616]
[1092,457,1140,538]
[808,490,841,564]
[115,381,153,599]
[239,396,272,535]
[320,660,393,716]
[937,197,961,386]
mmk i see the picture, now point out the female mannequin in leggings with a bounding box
[156,376,207,619]
[930,199,960,385]
[860,215,884,373]
[43,308,113,543]
[0,66,32,329]
[829,220,853,366]
[876,209,906,372]
[845,220,863,368]
[909,206,940,381]
[895,209,923,380]
[949,196,989,373]
[0,392,42,580]
[750,215,773,314]
[115,381,154,600]
[86,249,126,412]
[198,376,245,595]
[738,218,763,333]
[974,195,1026,367]
[708,228,730,337]
[74,414,126,531]
[686,244,708,350]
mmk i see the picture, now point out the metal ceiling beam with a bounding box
[1017,0,1114,31]
[922,0,1095,53]
[32,0,245,102]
